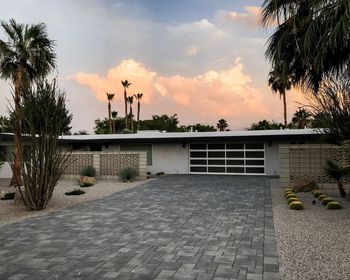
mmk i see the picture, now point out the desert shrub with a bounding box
[80,165,96,177]
[285,194,298,200]
[326,201,342,209]
[289,201,304,210]
[321,197,334,206]
[287,197,300,204]
[1,192,15,200]
[120,167,137,181]
[318,194,327,200]
[65,189,85,196]
[313,191,323,198]
[284,191,294,198]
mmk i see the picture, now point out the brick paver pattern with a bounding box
[0,175,280,280]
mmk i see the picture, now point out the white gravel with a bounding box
[270,178,350,280]
[0,178,150,225]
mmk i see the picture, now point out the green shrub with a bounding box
[318,194,327,200]
[313,191,323,198]
[321,198,334,206]
[287,197,300,204]
[1,192,15,200]
[120,167,137,181]
[65,189,85,196]
[284,192,294,198]
[80,165,96,177]
[326,201,342,209]
[289,201,304,210]
[285,194,298,200]
[284,187,293,192]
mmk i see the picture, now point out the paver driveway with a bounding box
[0,175,279,280]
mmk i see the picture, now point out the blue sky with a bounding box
[0,0,305,133]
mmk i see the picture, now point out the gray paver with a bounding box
[0,175,279,280]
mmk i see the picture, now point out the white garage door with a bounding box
[189,143,265,175]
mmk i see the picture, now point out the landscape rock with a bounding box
[78,176,96,187]
[293,178,319,192]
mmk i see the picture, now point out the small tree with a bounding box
[217,119,228,131]
[13,80,71,211]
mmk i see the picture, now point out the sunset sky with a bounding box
[0,0,307,133]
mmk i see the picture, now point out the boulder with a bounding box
[293,179,319,192]
[78,176,96,187]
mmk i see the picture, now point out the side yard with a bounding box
[271,179,350,280]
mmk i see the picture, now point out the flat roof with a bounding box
[59,129,322,144]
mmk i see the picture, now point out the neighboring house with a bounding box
[59,129,321,176]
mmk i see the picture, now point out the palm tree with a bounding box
[134,93,143,131]
[292,108,312,129]
[268,65,292,127]
[111,111,118,133]
[217,119,228,131]
[127,96,134,132]
[261,0,350,92]
[106,93,115,134]
[0,19,56,186]
[121,80,131,129]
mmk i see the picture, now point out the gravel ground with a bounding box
[0,178,149,225]
[271,179,350,280]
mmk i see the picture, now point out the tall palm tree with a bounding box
[134,93,143,131]
[261,0,350,92]
[217,119,228,131]
[292,108,312,129]
[127,96,134,132]
[121,80,131,129]
[106,93,115,134]
[268,65,292,127]
[0,19,56,186]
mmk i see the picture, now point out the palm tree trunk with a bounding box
[282,90,287,127]
[10,67,24,186]
[124,88,128,130]
[137,101,140,131]
[337,181,346,198]
[130,105,133,132]
[108,101,112,134]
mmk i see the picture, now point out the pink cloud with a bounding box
[70,59,308,129]
[219,6,263,28]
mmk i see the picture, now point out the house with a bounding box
[59,129,321,176]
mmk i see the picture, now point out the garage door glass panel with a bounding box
[190,144,206,150]
[208,167,225,173]
[246,160,264,166]
[246,143,264,149]
[226,159,244,165]
[226,151,244,158]
[208,151,225,158]
[226,143,244,149]
[208,159,225,165]
[208,144,225,149]
[246,167,265,173]
[245,151,264,158]
[227,167,244,173]
[190,159,207,165]
[190,151,206,158]
[190,166,207,172]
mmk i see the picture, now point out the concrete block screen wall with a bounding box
[63,151,147,180]
[279,144,350,187]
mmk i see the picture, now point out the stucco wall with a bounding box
[265,141,280,176]
[150,143,189,174]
